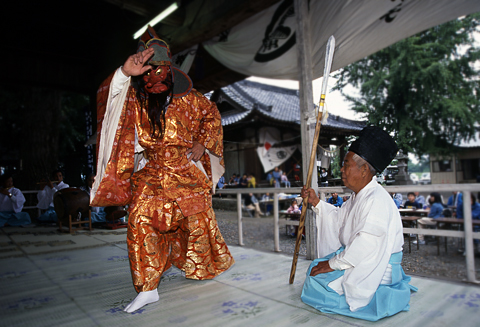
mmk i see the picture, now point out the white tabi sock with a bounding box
[123,290,159,313]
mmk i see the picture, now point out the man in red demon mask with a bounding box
[91,26,234,313]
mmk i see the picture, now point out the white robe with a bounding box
[0,187,26,213]
[312,177,404,311]
[37,181,70,210]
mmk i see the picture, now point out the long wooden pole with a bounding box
[289,36,336,284]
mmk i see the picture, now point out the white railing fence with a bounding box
[218,183,480,284]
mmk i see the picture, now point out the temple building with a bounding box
[208,80,366,185]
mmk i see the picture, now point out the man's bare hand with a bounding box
[121,48,155,77]
[0,188,9,195]
[310,260,334,276]
[301,186,320,207]
[186,141,205,162]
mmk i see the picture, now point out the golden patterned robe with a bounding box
[92,70,234,292]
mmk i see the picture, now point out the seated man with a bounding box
[300,126,416,321]
[414,192,445,245]
[36,170,69,222]
[243,193,264,218]
[327,192,343,207]
[403,192,422,209]
[0,174,31,227]
[80,173,106,223]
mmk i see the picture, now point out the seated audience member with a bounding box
[261,192,273,215]
[247,173,256,188]
[327,192,343,207]
[342,195,350,203]
[272,167,282,188]
[229,173,239,186]
[447,191,459,207]
[243,193,264,218]
[37,170,70,222]
[319,168,328,187]
[238,174,248,188]
[414,191,426,208]
[217,175,225,189]
[300,126,416,321]
[390,192,402,208]
[281,172,291,188]
[266,172,274,186]
[414,192,445,245]
[287,199,301,214]
[80,173,106,223]
[0,174,31,227]
[403,192,422,209]
[261,193,271,201]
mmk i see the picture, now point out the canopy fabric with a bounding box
[203,0,480,80]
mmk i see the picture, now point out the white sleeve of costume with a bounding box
[313,201,343,258]
[37,186,54,209]
[91,68,131,203]
[10,188,26,213]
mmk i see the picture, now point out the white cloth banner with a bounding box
[203,0,480,79]
[258,127,281,157]
[257,145,298,173]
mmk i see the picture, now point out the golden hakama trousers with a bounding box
[127,202,234,293]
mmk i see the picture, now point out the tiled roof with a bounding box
[215,80,366,131]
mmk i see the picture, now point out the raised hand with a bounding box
[121,47,155,77]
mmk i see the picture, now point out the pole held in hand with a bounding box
[289,35,336,284]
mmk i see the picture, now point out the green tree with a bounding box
[333,13,480,157]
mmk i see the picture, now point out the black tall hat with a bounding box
[349,126,398,173]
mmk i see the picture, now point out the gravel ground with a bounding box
[215,210,480,283]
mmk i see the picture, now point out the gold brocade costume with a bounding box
[93,72,234,292]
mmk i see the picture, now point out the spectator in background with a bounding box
[414,192,445,245]
[229,173,239,186]
[447,191,459,207]
[390,192,402,208]
[244,193,264,218]
[80,173,106,223]
[414,192,426,208]
[261,192,273,215]
[293,163,301,181]
[272,166,282,188]
[266,172,274,186]
[327,192,343,207]
[217,175,225,190]
[342,195,350,203]
[247,173,256,188]
[319,168,328,187]
[287,199,301,214]
[238,174,248,188]
[281,172,291,188]
[403,192,422,209]
[37,170,69,223]
[0,174,31,227]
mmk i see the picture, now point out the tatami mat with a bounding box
[1,244,479,327]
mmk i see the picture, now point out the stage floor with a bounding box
[1,227,479,327]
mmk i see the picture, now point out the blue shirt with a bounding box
[217,176,225,189]
[327,196,343,207]
[428,202,444,219]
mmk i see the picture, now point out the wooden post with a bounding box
[294,0,317,261]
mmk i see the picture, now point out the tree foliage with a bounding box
[333,13,480,157]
